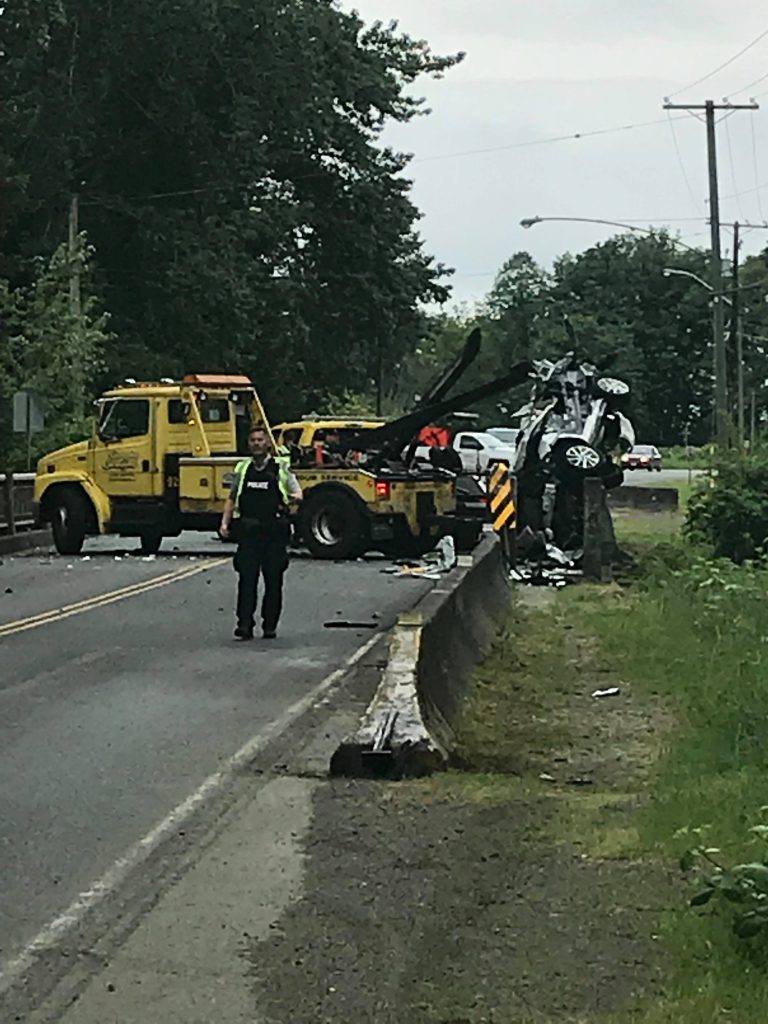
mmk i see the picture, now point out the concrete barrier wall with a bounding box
[607,485,679,512]
[414,535,510,752]
[331,532,511,778]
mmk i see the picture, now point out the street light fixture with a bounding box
[520,215,700,252]
[661,267,733,305]
[662,266,768,302]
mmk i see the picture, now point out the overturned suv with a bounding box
[512,354,634,549]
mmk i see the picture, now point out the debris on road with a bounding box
[323,620,379,630]
[591,686,621,699]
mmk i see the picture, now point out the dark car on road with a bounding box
[621,444,662,472]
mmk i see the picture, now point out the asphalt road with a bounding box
[0,534,432,974]
[621,467,702,487]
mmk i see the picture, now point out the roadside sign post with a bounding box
[12,391,45,471]
[488,463,517,567]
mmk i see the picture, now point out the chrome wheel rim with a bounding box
[565,444,601,470]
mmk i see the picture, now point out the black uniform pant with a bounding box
[234,531,289,633]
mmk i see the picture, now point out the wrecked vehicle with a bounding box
[511,353,634,550]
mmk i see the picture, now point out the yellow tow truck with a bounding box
[33,375,458,559]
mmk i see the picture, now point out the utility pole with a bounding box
[731,221,746,449]
[68,193,84,425]
[68,193,81,320]
[663,99,758,447]
[375,338,383,416]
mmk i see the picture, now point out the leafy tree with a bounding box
[468,233,716,444]
[1,0,460,421]
[734,250,768,442]
[0,235,110,469]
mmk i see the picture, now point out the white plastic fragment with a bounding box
[591,686,620,698]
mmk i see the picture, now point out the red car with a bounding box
[621,445,662,471]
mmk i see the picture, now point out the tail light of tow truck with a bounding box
[375,480,391,500]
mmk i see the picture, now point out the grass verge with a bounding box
[444,510,768,1022]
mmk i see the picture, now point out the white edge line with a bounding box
[0,631,381,993]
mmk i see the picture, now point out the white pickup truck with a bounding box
[415,430,516,475]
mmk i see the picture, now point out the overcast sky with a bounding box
[344,1,768,305]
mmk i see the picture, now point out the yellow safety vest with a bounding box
[232,455,292,518]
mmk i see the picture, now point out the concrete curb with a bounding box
[330,533,510,778]
[608,485,679,512]
[0,529,52,557]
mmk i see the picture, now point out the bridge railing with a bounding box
[0,473,36,535]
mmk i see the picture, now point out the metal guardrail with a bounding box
[0,473,36,535]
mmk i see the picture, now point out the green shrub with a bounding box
[685,455,768,563]
[685,823,768,942]
[663,444,712,470]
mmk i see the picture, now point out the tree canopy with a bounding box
[0,0,461,453]
[418,232,768,446]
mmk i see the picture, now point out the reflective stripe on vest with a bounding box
[232,457,291,518]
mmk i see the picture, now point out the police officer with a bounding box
[220,425,302,640]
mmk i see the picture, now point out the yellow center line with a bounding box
[0,558,229,639]
[1,566,194,631]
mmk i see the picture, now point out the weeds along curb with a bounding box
[330,532,510,779]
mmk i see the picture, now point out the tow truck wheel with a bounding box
[139,531,163,555]
[51,489,88,555]
[301,491,367,560]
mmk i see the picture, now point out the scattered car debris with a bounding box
[323,620,380,629]
[591,686,621,698]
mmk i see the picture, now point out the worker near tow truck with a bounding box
[219,426,302,641]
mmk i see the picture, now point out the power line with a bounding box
[412,115,689,164]
[727,68,768,97]
[76,115,694,207]
[667,25,768,99]
[719,176,768,202]
[666,110,703,214]
[663,99,759,447]
[750,113,767,223]
[723,112,748,220]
